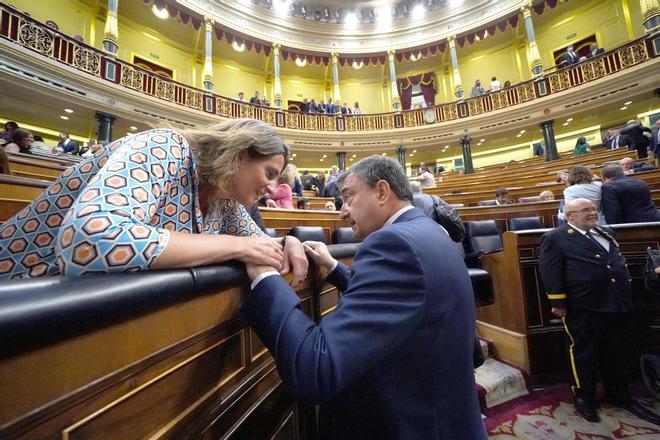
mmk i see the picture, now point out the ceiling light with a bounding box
[152,5,169,19]
[444,145,449,148]
[624,101,632,105]
[292,153,297,157]
[565,118,573,122]
[64,108,74,113]
[322,154,327,158]
[350,158,354,161]
[477,143,482,146]
[232,41,245,52]
[562,122,569,126]
[620,106,628,111]
[479,139,485,142]
[519,129,526,133]
[344,12,358,25]
[382,152,387,156]
[412,4,425,19]
[60,115,69,120]
[409,153,413,156]
[295,57,307,67]
[352,154,357,157]
[516,134,522,137]
[320,158,324,161]
[130,126,138,130]
[352,60,364,70]
[413,149,417,153]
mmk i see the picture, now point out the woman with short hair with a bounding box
[0,119,307,282]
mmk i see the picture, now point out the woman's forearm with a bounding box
[151,231,245,269]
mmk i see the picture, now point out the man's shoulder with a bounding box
[542,224,571,241]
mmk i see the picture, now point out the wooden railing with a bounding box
[1,2,658,133]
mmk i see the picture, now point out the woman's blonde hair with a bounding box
[180,118,288,193]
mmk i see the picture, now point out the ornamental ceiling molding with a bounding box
[177,0,526,53]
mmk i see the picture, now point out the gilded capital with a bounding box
[331,52,339,64]
[387,48,395,62]
[273,43,281,55]
[204,16,215,27]
[447,35,456,48]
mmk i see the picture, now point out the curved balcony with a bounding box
[1,3,659,151]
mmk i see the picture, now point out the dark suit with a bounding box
[249,96,260,105]
[325,103,336,114]
[310,102,318,113]
[57,139,79,155]
[606,134,631,150]
[587,48,605,58]
[539,224,633,403]
[300,102,310,113]
[620,122,652,158]
[651,127,660,155]
[601,175,660,224]
[241,208,486,439]
[565,50,580,65]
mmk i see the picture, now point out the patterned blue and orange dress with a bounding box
[0,129,266,279]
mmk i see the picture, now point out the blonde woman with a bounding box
[287,163,303,196]
[0,119,307,284]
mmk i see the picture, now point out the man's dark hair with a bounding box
[338,155,412,202]
[296,198,309,209]
[567,165,593,185]
[5,121,18,131]
[495,188,509,197]
[601,165,625,179]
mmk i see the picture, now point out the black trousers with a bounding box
[561,309,631,403]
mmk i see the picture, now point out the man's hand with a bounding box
[303,241,337,270]
[551,307,567,318]
[280,235,309,288]
[245,263,277,282]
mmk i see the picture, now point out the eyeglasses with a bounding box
[566,207,598,215]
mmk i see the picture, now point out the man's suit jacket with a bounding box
[651,127,660,154]
[620,122,651,150]
[241,208,486,440]
[587,48,605,58]
[602,175,660,224]
[607,134,631,150]
[539,224,632,313]
[249,96,260,105]
[565,50,580,64]
[324,103,336,114]
[57,139,79,154]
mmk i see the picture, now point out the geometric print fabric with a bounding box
[0,129,265,279]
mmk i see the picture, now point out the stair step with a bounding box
[475,358,529,409]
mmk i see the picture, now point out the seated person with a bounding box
[324,200,336,211]
[573,136,590,156]
[296,198,311,210]
[270,169,294,209]
[1,121,19,145]
[620,157,655,174]
[3,128,33,154]
[495,188,512,205]
[57,132,79,155]
[0,119,307,281]
[31,135,52,153]
[539,190,555,201]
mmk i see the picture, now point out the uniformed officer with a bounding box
[539,198,659,425]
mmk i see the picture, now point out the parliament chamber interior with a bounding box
[0,0,659,438]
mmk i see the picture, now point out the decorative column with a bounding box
[331,52,341,108]
[460,131,474,174]
[96,112,116,143]
[337,152,346,171]
[447,36,463,100]
[640,0,660,32]
[387,49,401,111]
[540,120,559,161]
[202,17,214,92]
[273,43,283,108]
[521,1,543,77]
[102,0,119,55]
[396,145,406,168]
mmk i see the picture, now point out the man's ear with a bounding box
[376,180,391,203]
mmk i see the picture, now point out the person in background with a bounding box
[325,98,336,114]
[601,165,660,224]
[315,170,326,195]
[57,132,79,155]
[490,76,500,92]
[565,45,580,65]
[0,147,10,174]
[260,96,270,107]
[408,164,436,188]
[341,102,352,115]
[270,167,294,209]
[310,98,319,113]
[287,164,303,196]
[605,129,631,150]
[587,43,605,58]
[3,128,33,154]
[539,190,555,201]
[327,165,340,185]
[237,92,245,102]
[573,136,590,156]
[620,119,652,159]
[296,198,311,210]
[249,91,260,105]
[324,200,336,211]
[317,99,327,114]
[470,79,485,98]
[352,102,363,115]
[619,157,655,174]
[30,135,51,153]
[503,80,511,88]
[495,188,512,205]
[300,98,310,113]
[0,119,308,280]
[650,119,660,168]
[1,121,19,144]
[560,166,603,223]
[81,142,104,158]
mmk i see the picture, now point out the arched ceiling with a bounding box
[179,0,529,53]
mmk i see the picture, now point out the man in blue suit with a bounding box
[242,156,486,439]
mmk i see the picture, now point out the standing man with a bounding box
[249,91,260,105]
[57,132,79,155]
[539,198,659,424]
[326,164,339,185]
[470,79,485,97]
[650,120,660,168]
[606,129,630,150]
[620,119,652,159]
[601,165,660,224]
[565,45,580,65]
[242,156,486,439]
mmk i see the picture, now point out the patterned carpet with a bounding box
[484,385,660,439]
